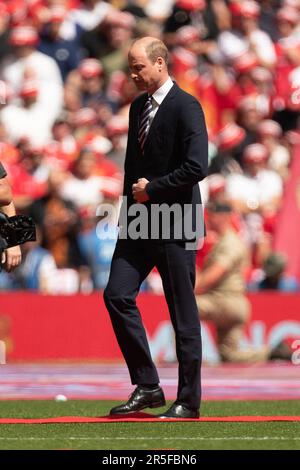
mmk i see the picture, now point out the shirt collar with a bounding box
[151,77,174,106]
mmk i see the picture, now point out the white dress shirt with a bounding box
[149,76,174,127]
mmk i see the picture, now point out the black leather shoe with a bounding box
[158,403,199,419]
[109,386,166,415]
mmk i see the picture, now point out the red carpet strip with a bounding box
[1,413,300,424]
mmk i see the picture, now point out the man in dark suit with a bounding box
[104,37,208,419]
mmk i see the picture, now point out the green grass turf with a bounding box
[0,400,299,450]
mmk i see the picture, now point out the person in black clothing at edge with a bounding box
[103,37,208,419]
[0,162,22,272]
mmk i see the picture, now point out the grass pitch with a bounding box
[0,400,299,450]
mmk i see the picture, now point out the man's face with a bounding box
[82,75,102,94]
[128,46,161,93]
[109,25,132,48]
[246,160,265,176]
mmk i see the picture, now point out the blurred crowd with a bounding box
[0,0,299,294]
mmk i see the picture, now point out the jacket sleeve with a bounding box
[146,98,208,202]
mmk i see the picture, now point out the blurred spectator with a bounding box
[49,113,78,165]
[38,5,81,81]
[59,148,105,212]
[12,227,58,292]
[195,201,266,362]
[250,252,300,292]
[29,169,85,273]
[4,142,47,211]
[235,96,264,162]
[198,173,247,269]
[237,1,277,68]
[233,61,275,120]
[1,79,60,147]
[273,6,300,131]
[164,0,229,43]
[227,143,283,216]
[256,119,291,179]
[169,30,223,135]
[195,202,291,362]
[105,115,128,170]
[276,6,300,42]
[207,173,246,231]
[81,10,136,79]
[13,229,91,293]
[64,57,116,112]
[209,122,245,175]
[71,107,99,140]
[63,0,114,37]
[226,143,283,269]
[143,0,174,22]
[218,1,276,68]
[17,141,50,185]
[259,0,281,42]
[106,69,138,111]
[78,190,119,289]
[0,25,63,145]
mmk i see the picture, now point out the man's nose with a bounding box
[131,72,137,79]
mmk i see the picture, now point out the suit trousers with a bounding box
[103,238,202,409]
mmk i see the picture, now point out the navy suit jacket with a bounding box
[120,82,208,242]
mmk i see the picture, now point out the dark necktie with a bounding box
[138,95,152,152]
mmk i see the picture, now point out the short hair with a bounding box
[145,40,169,65]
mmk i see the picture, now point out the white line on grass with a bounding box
[0,437,299,441]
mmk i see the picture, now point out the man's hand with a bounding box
[132,178,150,203]
[3,245,22,272]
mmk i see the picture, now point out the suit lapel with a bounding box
[143,83,178,151]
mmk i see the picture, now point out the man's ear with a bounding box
[157,57,164,71]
